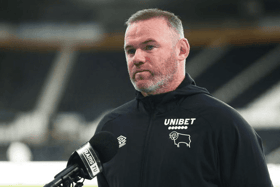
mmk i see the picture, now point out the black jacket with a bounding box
[95,74,273,187]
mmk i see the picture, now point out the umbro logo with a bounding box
[117,135,127,148]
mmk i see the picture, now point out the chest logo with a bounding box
[164,118,196,130]
[169,131,191,148]
[117,135,127,148]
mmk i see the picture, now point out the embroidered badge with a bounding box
[169,131,191,148]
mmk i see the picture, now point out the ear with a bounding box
[176,38,190,61]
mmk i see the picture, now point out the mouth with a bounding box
[133,70,150,79]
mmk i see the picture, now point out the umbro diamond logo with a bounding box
[117,135,127,148]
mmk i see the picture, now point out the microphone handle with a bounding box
[44,164,80,187]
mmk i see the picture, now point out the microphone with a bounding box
[44,131,119,187]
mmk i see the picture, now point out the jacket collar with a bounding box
[135,73,209,112]
[136,73,196,100]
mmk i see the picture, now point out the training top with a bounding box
[94,73,273,187]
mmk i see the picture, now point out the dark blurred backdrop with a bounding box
[0,0,280,163]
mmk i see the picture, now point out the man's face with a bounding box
[124,18,181,95]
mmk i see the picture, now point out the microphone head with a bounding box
[89,131,119,163]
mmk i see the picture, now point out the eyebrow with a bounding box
[124,39,157,51]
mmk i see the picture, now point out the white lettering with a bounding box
[164,118,197,126]
[170,119,176,125]
[184,119,189,125]
[190,118,196,124]
[179,119,184,125]
[164,119,170,125]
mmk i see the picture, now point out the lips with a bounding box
[133,70,150,79]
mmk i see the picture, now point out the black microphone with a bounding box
[44,131,119,187]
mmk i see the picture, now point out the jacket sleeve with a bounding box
[94,114,113,187]
[96,172,110,187]
[216,110,273,187]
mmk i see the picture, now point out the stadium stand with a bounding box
[0,43,279,162]
[0,0,279,185]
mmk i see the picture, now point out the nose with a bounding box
[133,49,145,66]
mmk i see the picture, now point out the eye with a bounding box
[127,48,136,55]
[145,45,154,50]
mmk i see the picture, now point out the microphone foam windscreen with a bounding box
[89,131,119,163]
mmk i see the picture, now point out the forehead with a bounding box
[124,18,172,45]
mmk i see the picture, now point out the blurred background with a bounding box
[0,0,280,185]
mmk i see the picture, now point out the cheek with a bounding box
[158,52,175,73]
[126,60,134,75]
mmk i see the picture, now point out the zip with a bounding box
[138,103,156,187]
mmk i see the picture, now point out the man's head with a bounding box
[124,9,190,96]
[125,8,185,39]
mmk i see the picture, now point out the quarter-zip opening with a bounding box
[138,99,156,187]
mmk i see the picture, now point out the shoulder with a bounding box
[96,99,137,132]
[182,93,262,152]
[181,93,252,131]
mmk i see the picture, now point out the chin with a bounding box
[134,82,159,94]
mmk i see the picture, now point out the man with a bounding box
[95,8,273,187]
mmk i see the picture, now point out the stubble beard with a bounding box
[131,52,179,95]
[132,74,164,94]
